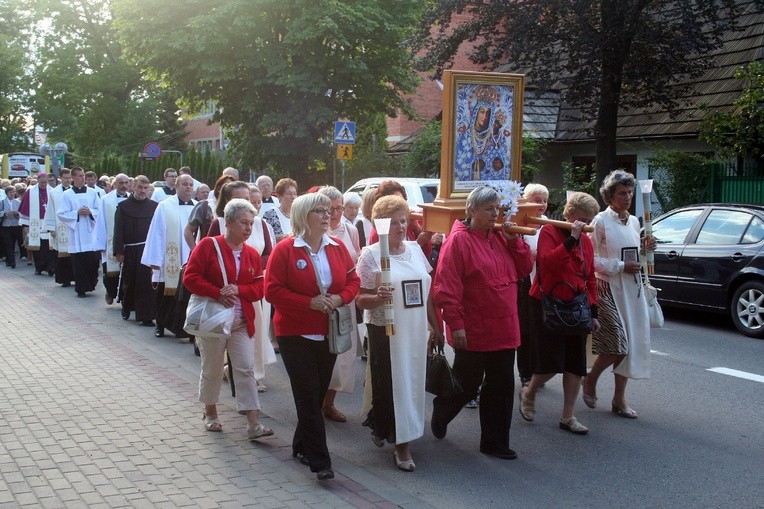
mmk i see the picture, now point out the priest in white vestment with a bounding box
[96,174,130,305]
[45,168,75,286]
[141,174,196,338]
[58,167,102,297]
[151,168,179,202]
[19,172,56,275]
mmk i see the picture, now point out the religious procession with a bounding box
[1,158,656,483]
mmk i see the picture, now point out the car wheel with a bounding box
[731,280,764,339]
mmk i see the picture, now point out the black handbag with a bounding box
[539,250,593,335]
[426,347,463,397]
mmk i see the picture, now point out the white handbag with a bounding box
[644,275,664,328]
[184,238,236,339]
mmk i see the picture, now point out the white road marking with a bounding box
[650,350,670,356]
[707,367,764,383]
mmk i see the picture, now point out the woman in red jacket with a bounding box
[265,193,360,481]
[519,192,601,435]
[183,199,274,441]
[432,186,533,460]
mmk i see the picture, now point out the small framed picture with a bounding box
[401,280,424,308]
[621,247,639,264]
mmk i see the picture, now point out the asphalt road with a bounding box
[96,299,763,509]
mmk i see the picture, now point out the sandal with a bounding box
[611,404,638,419]
[247,424,274,440]
[256,380,268,393]
[518,389,535,422]
[393,451,415,472]
[202,414,222,432]
[322,406,347,423]
[581,379,597,409]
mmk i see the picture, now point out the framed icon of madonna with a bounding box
[439,71,524,199]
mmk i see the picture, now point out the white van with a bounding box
[1,153,49,179]
[345,177,439,216]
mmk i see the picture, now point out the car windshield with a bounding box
[420,185,437,204]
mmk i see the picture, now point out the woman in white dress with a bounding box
[583,170,655,419]
[208,182,277,387]
[317,186,362,422]
[262,178,297,242]
[356,195,443,472]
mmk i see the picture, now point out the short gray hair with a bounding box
[291,193,331,238]
[466,186,499,215]
[318,185,342,202]
[343,192,361,207]
[600,169,635,204]
[222,167,240,179]
[224,198,256,223]
[255,175,273,187]
[523,183,548,200]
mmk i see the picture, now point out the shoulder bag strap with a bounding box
[211,237,229,286]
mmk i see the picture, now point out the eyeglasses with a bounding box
[310,208,331,216]
[330,206,344,213]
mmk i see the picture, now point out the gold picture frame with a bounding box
[439,70,524,199]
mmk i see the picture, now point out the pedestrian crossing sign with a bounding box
[336,144,353,160]
[334,121,356,144]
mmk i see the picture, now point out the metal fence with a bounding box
[709,162,764,204]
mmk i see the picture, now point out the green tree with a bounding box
[648,150,714,210]
[30,0,183,168]
[405,121,442,178]
[0,1,33,152]
[412,0,749,191]
[700,61,764,169]
[113,0,422,184]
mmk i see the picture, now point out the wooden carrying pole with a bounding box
[411,201,593,236]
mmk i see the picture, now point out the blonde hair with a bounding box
[372,195,409,220]
[290,193,331,238]
[564,192,600,219]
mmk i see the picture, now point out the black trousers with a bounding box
[102,262,121,300]
[433,348,516,452]
[278,335,337,472]
[32,239,56,274]
[71,251,100,294]
[54,255,74,285]
[365,324,396,442]
[1,226,24,266]
[516,277,534,380]
[121,245,155,322]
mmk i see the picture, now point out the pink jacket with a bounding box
[433,219,533,351]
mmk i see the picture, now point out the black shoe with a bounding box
[47,270,55,277]
[122,310,130,320]
[105,295,114,305]
[154,326,165,338]
[292,452,309,466]
[316,468,334,480]
[431,408,447,440]
[35,271,43,275]
[62,282,71,287]
[9,264,15,269]
[480,447,518,460]
[140,320,155,326]
[76,293,87,298]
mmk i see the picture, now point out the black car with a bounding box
[649,203,764,338]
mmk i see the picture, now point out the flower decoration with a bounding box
[485,180,523,215]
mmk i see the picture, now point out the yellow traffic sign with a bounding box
[336,144,353,160]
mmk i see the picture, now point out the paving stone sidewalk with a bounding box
[0,264,409,508]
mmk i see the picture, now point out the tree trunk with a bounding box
[594,0,630,204]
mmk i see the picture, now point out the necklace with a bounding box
[471,125,491,156]
[279,206,290,218]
